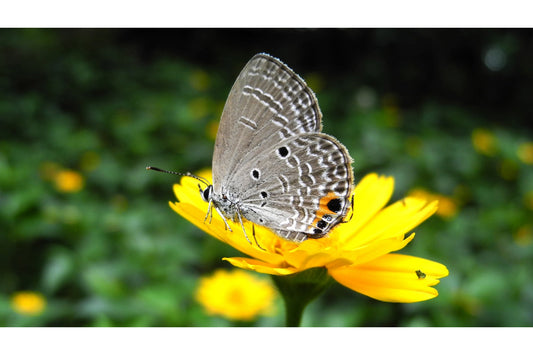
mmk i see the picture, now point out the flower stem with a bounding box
[271,267,333,327]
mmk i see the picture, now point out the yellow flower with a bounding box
[517,142,533,165]
[195,269,276,321]
[472,128,497,156]
[11,291,46,316]
[170,170,448,303]
[54,169,84,193]
[409,188,458,219]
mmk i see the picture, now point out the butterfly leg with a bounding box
[347,194,355,222]
[341,194,355,224]
[212,204,233,232]
[207,201,214,223]
[251,224,266,251]
[203,199,213,223]
[236,209,252,244]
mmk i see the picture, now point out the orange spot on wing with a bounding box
[309,191,341,231]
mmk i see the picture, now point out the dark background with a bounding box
[1,29,532,326]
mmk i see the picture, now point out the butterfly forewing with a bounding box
[212,54,322,193]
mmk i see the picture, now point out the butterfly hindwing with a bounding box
[236,132,353,242]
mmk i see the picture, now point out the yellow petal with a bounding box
[343,174,394,239]
[170,175,291,266]
[344,197,438,249]
[283,238,335,268]
[329,253,449,303]
[223,257,298,276]
[170,200,288,266]
[343,233,416,266]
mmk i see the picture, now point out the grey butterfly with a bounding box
[200,53,354,243]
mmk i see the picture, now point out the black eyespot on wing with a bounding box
[260,191,268,198]
[312,228,322,234]
[317,220,327,229]
[277,146,289,158]
[327,198,342,213]
[251,169,260,180]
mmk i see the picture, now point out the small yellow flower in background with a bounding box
[409,188,458,219]
[517,142,533,165]
[11,291,46,316]
[40,162,85,193]
[171,170,448,303]
[189,70,211,92]
[472,128,497,156]
[195,269,277,321]
[54,169,84,193]
[514,225,532,247]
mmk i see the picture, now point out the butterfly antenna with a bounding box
[146,166,210,186]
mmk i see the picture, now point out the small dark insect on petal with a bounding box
[317,220,328,229]
[416,270,426,279]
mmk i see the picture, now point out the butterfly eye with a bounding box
[201,185,213,202]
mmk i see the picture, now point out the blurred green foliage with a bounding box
[1,29,532,326]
